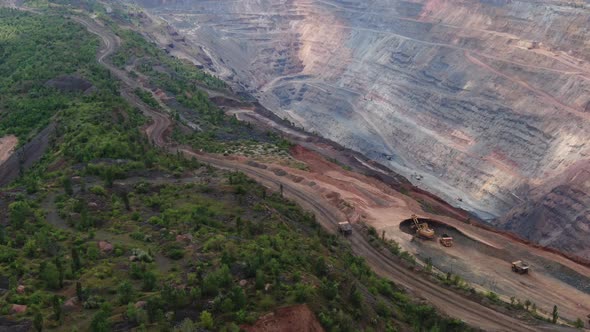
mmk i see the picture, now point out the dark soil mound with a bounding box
[0,317,32,332]
[45,75,93,92]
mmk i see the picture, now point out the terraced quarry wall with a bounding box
[135,0,590,258]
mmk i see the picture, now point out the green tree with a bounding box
[176,318,198,332]
[255,269,265,290]
[86,245,100,261]
[349,283,362,307]
[0,225,5,245]
[54,256,64,288]
[552,305,559,324]
[52,295,62,323]
[119,191,130,211]
[574,318,584,329]
[63,176,73,196]
[425,257,433,273]
[320,278,339,300]
[33,309,43,332]
[41,262,60,290]
[524,299,531,311]
[230,286,246,310]
[199,311,214,329]
[90,309,111,332]
[76,281,84,301]
[71,247,81,272]
[8,201,32,229]
[220,298,234,313]
[142,270,157,291]
[8,276,17,291]
[118,280,135,305]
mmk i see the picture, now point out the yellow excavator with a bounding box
[411,214,435,239]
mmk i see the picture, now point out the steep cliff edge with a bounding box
[133,0,590,258]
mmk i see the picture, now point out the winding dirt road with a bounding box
[73,13,571,332]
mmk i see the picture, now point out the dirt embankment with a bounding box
[0,135,18,165]
[241,304,324,332]
[0,124,56,188]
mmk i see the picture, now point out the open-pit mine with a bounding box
[132,0,590,261]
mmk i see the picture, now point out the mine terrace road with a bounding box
[73,13,560,332]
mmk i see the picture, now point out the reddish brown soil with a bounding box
[241,305,324,332]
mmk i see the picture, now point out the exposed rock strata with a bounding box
[134,0,590,258]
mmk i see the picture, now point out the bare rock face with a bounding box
[497,161,590,258]
[138,0,590,258]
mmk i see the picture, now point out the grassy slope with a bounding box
[0,7,471,332]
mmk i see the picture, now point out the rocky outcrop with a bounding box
[137,0,590,258]
[498,160,590,258]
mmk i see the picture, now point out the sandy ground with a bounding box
[0,135,17,165]
[279,146,590,323]
[216,106,590,324]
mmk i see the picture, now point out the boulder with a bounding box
[175,233,193,244]
[10,304,27,314]
[98,240,113,253]
[134,301,147,309]
[63,297,78,311]
[16,285,25,294]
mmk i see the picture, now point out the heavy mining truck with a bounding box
[511,260,529,274]
[439,234,453,247]
[338,221,352,235]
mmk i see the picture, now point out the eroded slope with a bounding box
[134,0,590,258]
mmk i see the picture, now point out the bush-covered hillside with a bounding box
[0,9,101,141]
[0,7,470,332]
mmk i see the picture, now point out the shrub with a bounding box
[40,262,60,290]
[118,280,135,305]
[199,311,214,329]
[142,271,157,291]
[89,185,107,196]
[486,291,500,303]
[163,242,185,260]
[86,245,100,261]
